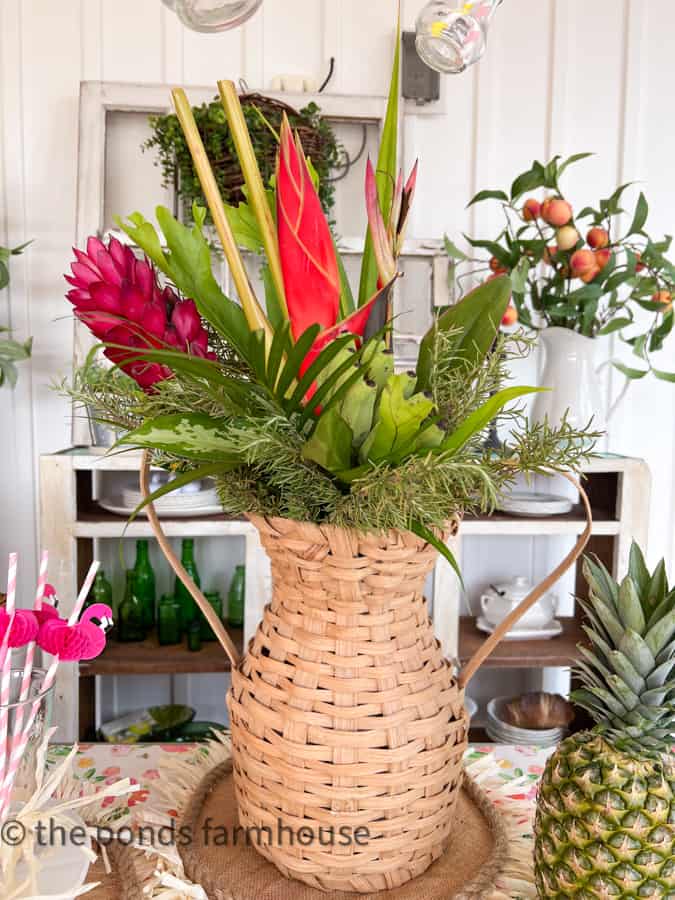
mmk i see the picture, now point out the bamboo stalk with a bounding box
[218,80,289,323]
[171,88,273,346]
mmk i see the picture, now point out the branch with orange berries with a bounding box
[445,153,675,382]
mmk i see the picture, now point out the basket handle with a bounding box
[457,471,592,688]
[140,450,242,670]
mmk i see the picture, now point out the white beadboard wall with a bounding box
[1,1,674,719]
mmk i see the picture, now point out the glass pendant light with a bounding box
[161,0,263,33]
[416,0,503,74]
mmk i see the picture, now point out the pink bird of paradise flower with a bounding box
[38,604,113,661]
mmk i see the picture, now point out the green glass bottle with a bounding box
[227,565,245,628]
[86,569,113,612]
[187,619,202,652]
[175,539,200,627]
[133,540,156,629]
[157,594,181,646]
[118,571,146,643]
[200,591,223,641]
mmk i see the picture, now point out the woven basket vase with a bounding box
[227,514,467,893]
[141,454,592,896]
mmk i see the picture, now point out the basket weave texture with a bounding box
[228,514,468,893]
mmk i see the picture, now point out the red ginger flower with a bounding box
[276,117,392,378]
[65,236,213,391]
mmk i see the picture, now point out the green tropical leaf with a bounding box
[439,386,544,456]
[118,206,252,364]
[286,333,357,414]
[416,275,511,391]
[410,520,463,587]
[359,374,434,465]
[273,324,321,400]
[653,368,675,383]
[301,406,354,473]
[117,413,244,463]
[358,14,399,305]
[335,237,356,319]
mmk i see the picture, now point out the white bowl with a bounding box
[487,697,567,744]
[465,696,478,720]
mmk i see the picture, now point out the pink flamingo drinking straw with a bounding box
[0,560,99,819]
[4,552,49,782]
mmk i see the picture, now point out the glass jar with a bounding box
[1,669,54,809]
[415,0,503,74]
[158,595,182,646]
[132,539,156,629]
[227,565,245,628]
[175,539,201,627]
[118,571,147,643]
[201,591,223,641]
[187,619,202,652]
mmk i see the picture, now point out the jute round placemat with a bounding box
[178,759,509,900]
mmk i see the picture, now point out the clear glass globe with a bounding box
[415,1,503,74]
[174,0,263,33]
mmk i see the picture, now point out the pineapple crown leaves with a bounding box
[574,542,675,751]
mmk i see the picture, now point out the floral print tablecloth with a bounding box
[48,741,554,824]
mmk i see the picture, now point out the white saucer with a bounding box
[476,615,563,641]
[497,492,574,517]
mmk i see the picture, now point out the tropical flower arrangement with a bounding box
[65,37,593,575]
[447,153,675,381]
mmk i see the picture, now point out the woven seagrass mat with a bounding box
[178,759,510,900]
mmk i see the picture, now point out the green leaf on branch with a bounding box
[613,361,648,380]
[653,369,675,383]
[467,189,509,207]
[511,257,531,294]
[557,152,594,180]
[463,235,511,267]
[510,162,546,200]
[443,236,469,261]
[627,192,649,236]
[599,317,632,336]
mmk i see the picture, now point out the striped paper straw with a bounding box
[0,560,99,818]
[3,551,49,808]
[0,554,17,796]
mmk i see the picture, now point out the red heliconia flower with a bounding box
[276,116,392,379]
[65,236,214,391]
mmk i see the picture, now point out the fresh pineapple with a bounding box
[534,542,675,898]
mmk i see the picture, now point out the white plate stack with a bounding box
[486,697,566,747]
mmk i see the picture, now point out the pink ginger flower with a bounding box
[65,236,214,391]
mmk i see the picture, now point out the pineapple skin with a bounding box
[534,731,675,899]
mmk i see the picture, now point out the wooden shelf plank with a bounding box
[73,510,253,539]
[458,617,585,669]
[80,628,243,676]
[73,508,617,539]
